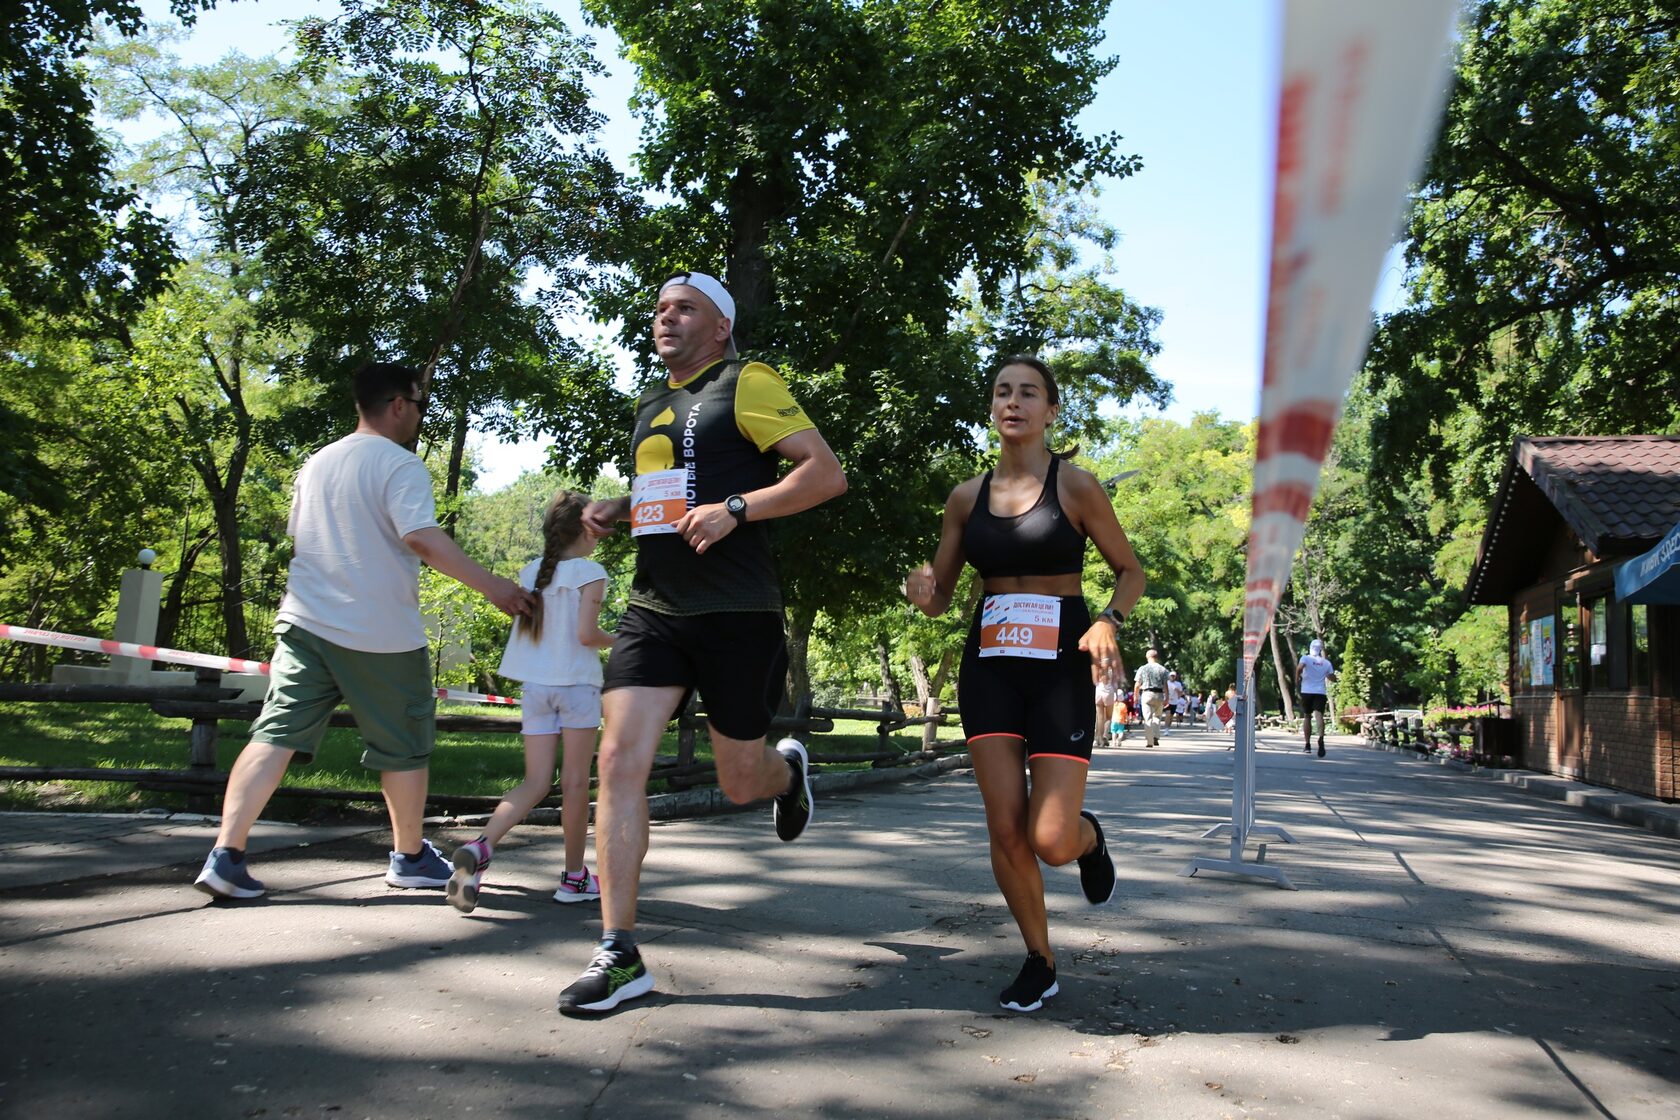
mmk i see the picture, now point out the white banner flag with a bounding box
[1242,0,1460,672]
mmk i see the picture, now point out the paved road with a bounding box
[2,730,1676,1119]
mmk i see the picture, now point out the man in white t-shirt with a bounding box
[194,362,534,900]
[1295,638,1338,758]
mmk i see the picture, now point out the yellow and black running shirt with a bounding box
[628,359,816,615]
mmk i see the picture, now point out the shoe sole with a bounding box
[1001,980,1060,1012]
[774,741,814,842]
[552,885,600,904]
[1079,810,1117,906]
[386,872,451,888]
[193,870,264,900]
[446,849,481,913]
[557,970,655,1016]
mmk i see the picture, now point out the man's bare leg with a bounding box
[595,686,684,933]
[710,728,795,804]
[380,767,429,855]
[213,742,294,850]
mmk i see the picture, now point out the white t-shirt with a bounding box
[497,556,610,686]
[276,433,439,653]
[1299,654,1335,695]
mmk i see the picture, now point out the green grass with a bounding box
[0,700,945,817]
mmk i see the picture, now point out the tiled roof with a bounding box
[1467,435,1680,604]
[1519,436,1680,550]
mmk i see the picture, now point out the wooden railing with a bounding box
[0,672,961,811]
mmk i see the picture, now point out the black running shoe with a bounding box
[999,952,1059,1012]
[1077,809,1117,905]
[557,944,654,1017]
[773,738,813,842]
[1317,741,1326,758]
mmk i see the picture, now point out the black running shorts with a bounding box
[958,595,1096,763]
[1300,692,1328,715]
[603,605,787,741]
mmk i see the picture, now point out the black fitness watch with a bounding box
[1096,607,1126,629]
[724,494,749,526]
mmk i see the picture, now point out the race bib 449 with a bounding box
[631,468,687,536]
[979,594,1060,659]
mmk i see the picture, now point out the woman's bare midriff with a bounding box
[981,576,1084,597]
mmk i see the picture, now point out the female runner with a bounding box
[905,355,1145,1013]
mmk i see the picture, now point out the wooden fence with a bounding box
[0,670,959,813]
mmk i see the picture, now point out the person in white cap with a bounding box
[1295,638,1337,757]
[557,270,847,1016]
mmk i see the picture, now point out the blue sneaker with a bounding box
[193,847,266,900]
[386,839,451,888]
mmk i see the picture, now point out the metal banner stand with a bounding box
[1179,668,1297,889]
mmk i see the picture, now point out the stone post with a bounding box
[109,554,164,684]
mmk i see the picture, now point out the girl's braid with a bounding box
[518,490,587,644]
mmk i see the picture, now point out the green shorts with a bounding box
[247,622,436,771]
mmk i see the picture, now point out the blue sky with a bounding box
[134,0,1404,488]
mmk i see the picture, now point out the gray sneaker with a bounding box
[386,839,451,888]
[194,847,266,900]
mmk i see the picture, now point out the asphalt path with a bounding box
[2,729,1676,1119]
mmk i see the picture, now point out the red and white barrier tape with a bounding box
[0,623,519,708]
[1242,0,1459,675]
[0,623,272,675]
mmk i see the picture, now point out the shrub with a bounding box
[1422,702,1503,728]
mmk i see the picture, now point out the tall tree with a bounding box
[0,1,185,340]
[981,175,1169,442]
[240,0,630,513]
[585,0,1140,695]
[96,36,314,657]
[1369,0,1680,497]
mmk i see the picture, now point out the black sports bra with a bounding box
[961,456,1087,579]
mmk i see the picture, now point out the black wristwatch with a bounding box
[724,494,748,525]
[1096,607,1126,629]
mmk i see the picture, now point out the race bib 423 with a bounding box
[631,468,687,536]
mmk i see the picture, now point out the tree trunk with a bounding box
[876,635,903,712]
[1269,625,1295,721]
[212,478,251,658]
[726,164,783,348]
[443,398,470,535]
[784,604,814,713]
[909,648,956,749]
[156,527,216,649]
[183,336,254,659]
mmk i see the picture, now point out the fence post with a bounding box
[186,666,223,813]
[675,693,700,768]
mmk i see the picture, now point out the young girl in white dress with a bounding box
[447,490,616,912]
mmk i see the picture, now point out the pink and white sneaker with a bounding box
[553,868,600,904]
[446,839,491,914]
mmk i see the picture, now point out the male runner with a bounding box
[556,271,847,1015]
[1296,638,1337,757]
[193,362,533,899]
